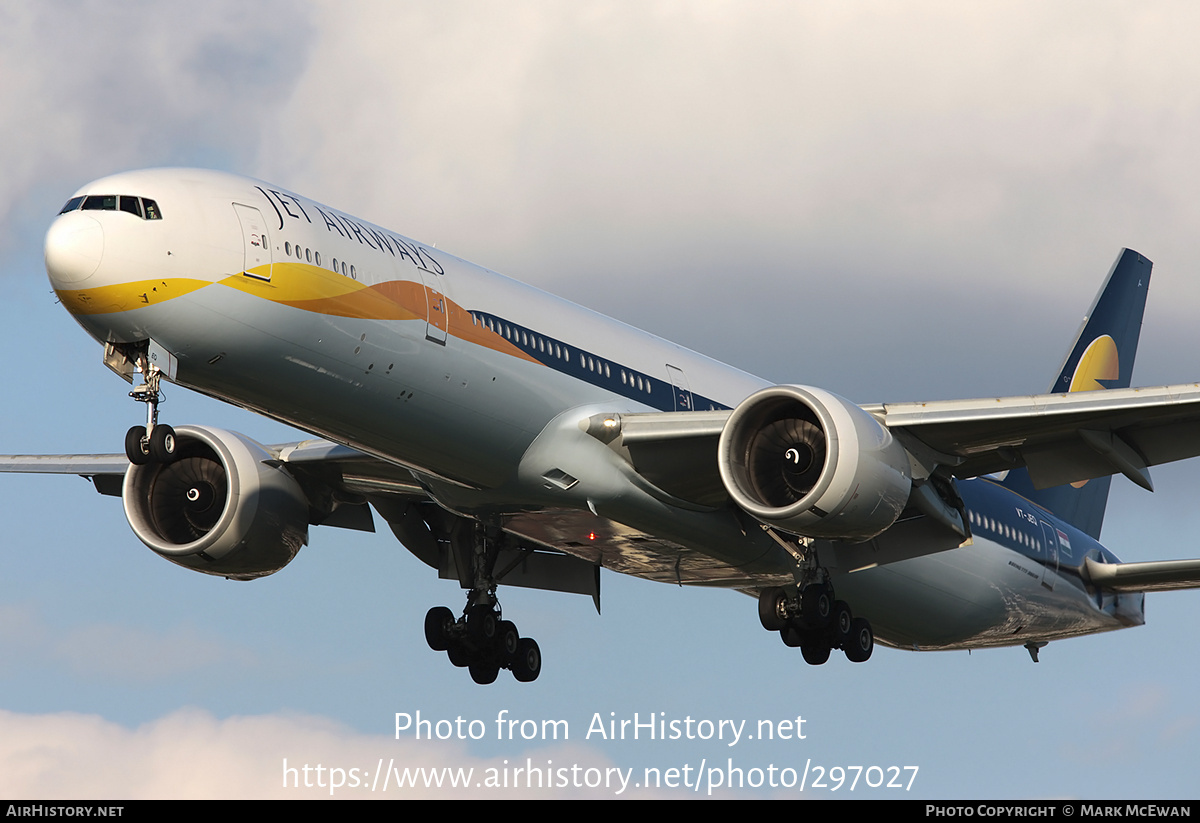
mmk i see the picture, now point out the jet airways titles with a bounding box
[259,185,444,273]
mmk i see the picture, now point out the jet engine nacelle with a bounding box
[718,385,912,541]
[123,425,310,580]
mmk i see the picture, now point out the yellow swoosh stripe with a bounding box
[56,278,212,315]
[58,263,541,365]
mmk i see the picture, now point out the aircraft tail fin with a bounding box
[998,248,1153,538]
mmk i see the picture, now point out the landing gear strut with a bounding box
[759,581,874,665]
[124,360,175,465]
[423,525,542,684]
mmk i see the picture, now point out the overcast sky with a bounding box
[2,1,1200,798]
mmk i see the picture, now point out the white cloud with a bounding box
[247,2,1200,297]
[0,1,312,254]
[0,708,644,799]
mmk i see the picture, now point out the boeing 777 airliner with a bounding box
[8,167,1200,684]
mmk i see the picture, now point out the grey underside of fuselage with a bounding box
[833,542,1133,650]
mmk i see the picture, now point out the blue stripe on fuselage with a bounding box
[468,309,731,413]
[959,477,1119,590]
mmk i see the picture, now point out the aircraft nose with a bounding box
[44,213,104,287]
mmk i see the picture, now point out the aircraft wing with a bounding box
[606,382,1200,501]
[868,382,1200,490]
[0,453,133,497]
[10,382,1200,512]
[0,454,130,475]
[0,438,424,520]
[9,380,1200,592]
[0,437,613,598]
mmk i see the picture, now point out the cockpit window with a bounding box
[59,194,163,220]
[118,196,142,218]
[82,195,118,211]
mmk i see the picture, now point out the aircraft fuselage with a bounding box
[43,168,1143,655]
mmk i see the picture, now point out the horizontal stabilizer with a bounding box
[1084,556,1200,592]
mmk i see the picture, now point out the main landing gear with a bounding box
[758,582,874,664]
[424,601,541,684]
[423,525,542,684]
[124,365,176,465]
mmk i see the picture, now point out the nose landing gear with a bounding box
[124,362,176,465]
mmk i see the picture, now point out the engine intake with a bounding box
[718,386,911,540]
[123,426,310,579]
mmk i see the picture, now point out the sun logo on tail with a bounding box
[1069,335,1119,486]
[1069,334,1119,392]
